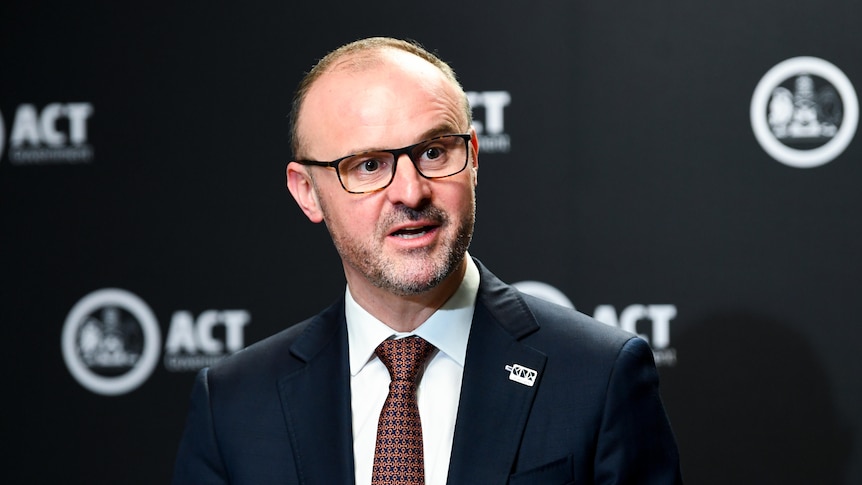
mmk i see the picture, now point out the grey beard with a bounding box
[363,203,474,296]
[325,201,476,297]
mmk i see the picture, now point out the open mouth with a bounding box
[392,225,437,239]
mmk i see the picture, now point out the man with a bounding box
[172,36,682,484]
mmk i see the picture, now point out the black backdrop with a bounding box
[2,1,860,483]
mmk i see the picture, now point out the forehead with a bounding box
[297,49,466,158]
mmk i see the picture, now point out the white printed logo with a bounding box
[8,102,94,164]
[467,91,511,153]
[751,57,858,168]
[63,289,252,395]
[513,281,678,366]
[593,304,678,366]
[62,289,161,396]
[505,363,538,386]
[163,309,251,371]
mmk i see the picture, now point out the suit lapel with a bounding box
[271,262,541,484]
[277,301,355,485]
[446,262,547,484]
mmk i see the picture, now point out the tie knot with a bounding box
[375,336,435,383]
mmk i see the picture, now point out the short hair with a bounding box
[288,37,472,158]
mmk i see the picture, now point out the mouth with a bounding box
[384,205,447,243]
[391,225,438,239]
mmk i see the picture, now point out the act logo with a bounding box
[751,57,858,168]
[7,102,94,164]
[593,304,678,366]
[467,91,511,153]
[163,310,251,371]
[63,288,251,395]
[512,280,678,366]
[62,288,161,396]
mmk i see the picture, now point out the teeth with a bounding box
[397,232,426,239]
[395,227,428,238]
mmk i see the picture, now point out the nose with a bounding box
[385,153,431,207]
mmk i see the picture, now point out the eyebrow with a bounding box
[342,124,464,157]
[419,124,464,142]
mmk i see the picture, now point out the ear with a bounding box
[469,126,479,186]
[286,162,325,223]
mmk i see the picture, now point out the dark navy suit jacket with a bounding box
[172,260,682,484]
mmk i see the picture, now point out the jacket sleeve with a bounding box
[594,336,683,484]
[171,368,230,485]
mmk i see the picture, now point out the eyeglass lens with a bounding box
[339,135,468,193]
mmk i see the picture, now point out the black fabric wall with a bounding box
[2,1,859,483]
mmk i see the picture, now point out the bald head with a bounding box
[289,37,471,159]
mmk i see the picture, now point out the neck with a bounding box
[345,258,468,333]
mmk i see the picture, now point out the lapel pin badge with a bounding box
[504,363,537,387]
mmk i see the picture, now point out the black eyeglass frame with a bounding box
[292,133,472,194]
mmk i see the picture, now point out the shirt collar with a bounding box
[346,255,479,376]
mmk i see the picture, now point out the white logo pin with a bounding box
[504,363,537,387]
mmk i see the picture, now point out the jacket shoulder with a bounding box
[519,291,635,351]
[205,297,345,385]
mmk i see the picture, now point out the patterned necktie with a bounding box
[372,336,436,485]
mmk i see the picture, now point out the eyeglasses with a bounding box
[293,134,472,194]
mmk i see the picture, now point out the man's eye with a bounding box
[346,156,388,176]
[425,147,444,159]
[361,159,381,173]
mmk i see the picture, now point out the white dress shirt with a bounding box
[346,256,479,485]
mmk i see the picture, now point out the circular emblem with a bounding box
[512,280,575,309]
[751,57,858,168]
[62,288,161,396]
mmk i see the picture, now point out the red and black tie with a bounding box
[371,336,435,485]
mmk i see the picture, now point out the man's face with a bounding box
[290,49,479,297]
